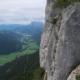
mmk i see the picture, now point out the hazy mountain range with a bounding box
[0,21,43,80]
[0,21,43,54]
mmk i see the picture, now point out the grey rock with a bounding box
[40,1,80,80]
[68,65,80,80]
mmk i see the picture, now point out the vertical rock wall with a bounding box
[40,0,80,80]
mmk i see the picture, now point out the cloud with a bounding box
[0,0,46,24]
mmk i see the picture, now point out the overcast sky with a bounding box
[0,0,46,24]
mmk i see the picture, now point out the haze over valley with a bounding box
[0,0,46,79]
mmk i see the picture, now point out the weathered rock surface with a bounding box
[40,0,80,80]
[68,65,80,80]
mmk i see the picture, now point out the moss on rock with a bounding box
[76,75,80,80]
[56,0,80,8]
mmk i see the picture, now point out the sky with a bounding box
[0,0,46,24]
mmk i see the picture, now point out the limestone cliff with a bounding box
[40,0,80,80]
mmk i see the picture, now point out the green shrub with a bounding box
[55,0,80,8]
[13,67,45,80]
[76,75,80,80]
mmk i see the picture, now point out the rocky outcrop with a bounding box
[40,0,80,80]
[68,65,80,80]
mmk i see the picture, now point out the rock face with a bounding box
[68,65,80,80]
[40,0,80,80]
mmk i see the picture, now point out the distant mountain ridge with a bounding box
[0,21,43,54]
[0,21,43,44]
[0,21,43,31]
[0,21,44,80]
